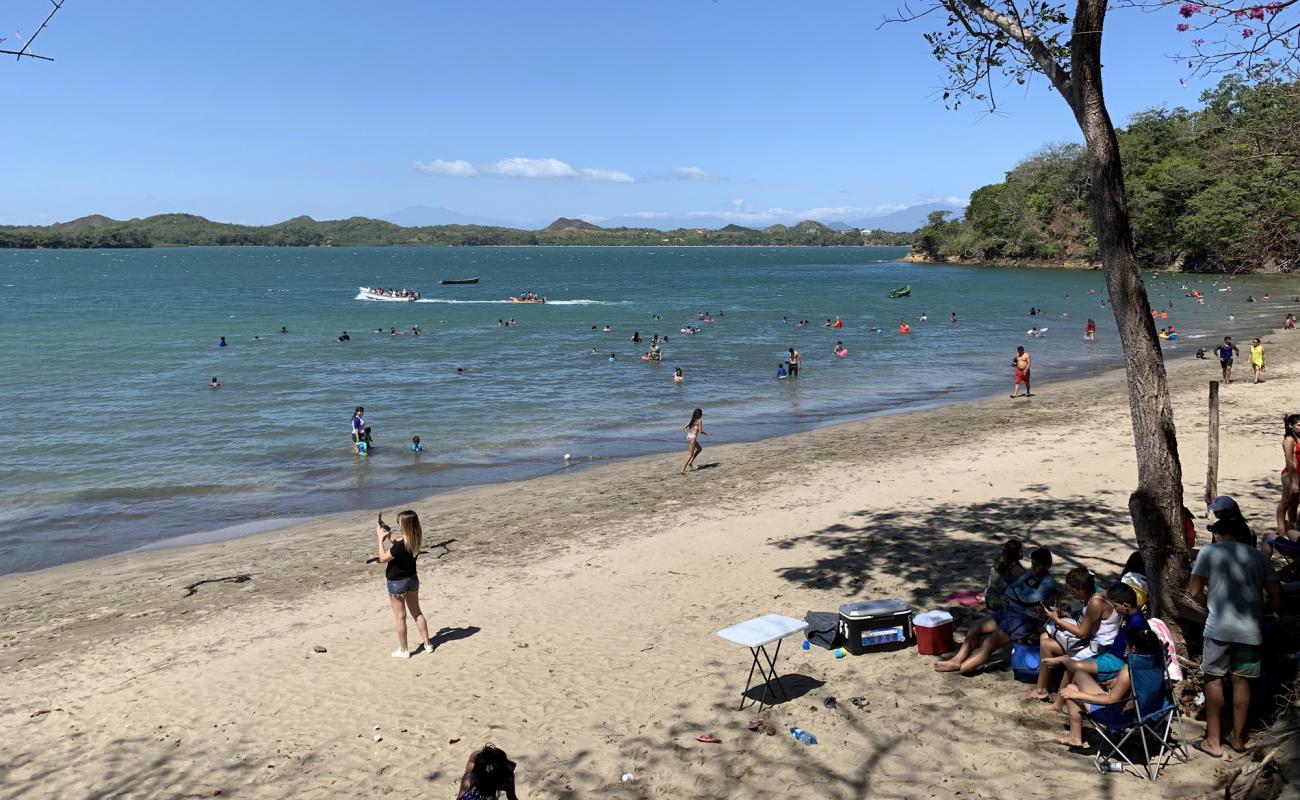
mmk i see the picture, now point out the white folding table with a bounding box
[717,613,808,711]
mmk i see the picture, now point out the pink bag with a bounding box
[1147,618,1183,681]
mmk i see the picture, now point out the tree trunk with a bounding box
[1066,0,1201,635]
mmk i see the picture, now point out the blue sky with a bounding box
[1,0,1218,226]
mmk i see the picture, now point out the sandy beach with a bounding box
[2,329,1296,799]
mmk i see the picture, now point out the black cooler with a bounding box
[838,599,914,655]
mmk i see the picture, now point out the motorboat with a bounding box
[889,285,912,298]
[358,287,420,302]
[439,277,480,285]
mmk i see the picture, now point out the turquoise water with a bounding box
[0,246,1290,573]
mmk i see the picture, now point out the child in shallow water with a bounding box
[411,435,424,453]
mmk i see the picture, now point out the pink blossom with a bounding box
[1265,1,1284,13]
[1233,9,1246,19]
[1178,2,1201,17]
[1177,22,1191,30]
[1242,26,1255,36]
[1248,7,1266,19]
[1193,37,1206,45]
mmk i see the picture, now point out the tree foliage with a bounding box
[912,77,1300,271]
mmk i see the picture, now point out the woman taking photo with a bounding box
[376,510,433,658]
[681,408,706,475]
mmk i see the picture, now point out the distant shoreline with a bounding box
[903,250,1100,271]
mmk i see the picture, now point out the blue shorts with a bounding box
[387,576,419,596]
[993,607,1043,641]
[1089,651,1125,682]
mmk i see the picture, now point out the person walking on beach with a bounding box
[1218,337,1240,383]
[1276,415,1300,543]
[681,408,706,475]
[788,347,800,378]
[1011,346,1032,398]
[457,744,519,800]
[1250,338,1265,383]
[1189,517,1281,757]
[375,510,434,658]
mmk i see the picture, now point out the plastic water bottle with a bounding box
[790,727,818,746]
[1103,760,1125,773]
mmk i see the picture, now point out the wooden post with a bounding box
[1206,381,1220,506]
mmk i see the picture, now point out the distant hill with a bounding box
[852,202,965,232]
[543,217,603,232]
[380,205,516,228]
[0,212,912,249]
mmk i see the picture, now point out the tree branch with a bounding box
[950,0,1074,96]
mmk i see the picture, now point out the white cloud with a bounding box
[672,165,727,182]
[413,159,478,177]
[481,157,634,183]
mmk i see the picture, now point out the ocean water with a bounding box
[0,246,1291,573]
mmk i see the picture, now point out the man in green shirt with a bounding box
[1189,502,1281,758]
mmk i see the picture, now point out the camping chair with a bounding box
[1077,652,1190,780]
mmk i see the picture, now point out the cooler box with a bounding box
[913,610,955,656]
[838,599,913,655]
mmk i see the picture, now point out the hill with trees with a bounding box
[912,78,1300,273]
[0,214,913,249]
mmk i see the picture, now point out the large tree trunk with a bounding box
[1067,0,1200,634]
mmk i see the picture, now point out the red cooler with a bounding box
[913,610,955,656]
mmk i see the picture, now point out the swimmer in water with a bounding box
[632,331,641,343]
[950,312,958,324]
[209,377,221,388]
[252,335,263,341]
[919,313,928,322]
[608,352,616,362]
[411,435,424,452]
[338,330,350,342]
[280,326,288,334]
[673,367,684,383]
[833,341,846,356]
[588,348,599,356]
[777,362,788,378]
[602,324,612,332]
[219,336,227,347]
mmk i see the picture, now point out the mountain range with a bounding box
[381,201,962,233]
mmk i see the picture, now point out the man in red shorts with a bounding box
[1012,346,1032,398]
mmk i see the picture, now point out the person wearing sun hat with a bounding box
[1208,495,1256,548]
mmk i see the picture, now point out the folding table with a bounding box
[717,613,808,711]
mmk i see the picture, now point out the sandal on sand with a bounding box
[695,734,721,743]
[391,649,410,658]
[1192,740,1222,759]
[746,719,764,732]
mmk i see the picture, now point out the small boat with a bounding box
[439,277,480,285]
[889,285,911,298]
[358,286,419,302]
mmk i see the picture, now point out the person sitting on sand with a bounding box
[1055,628,1165,753]
[457,743,519,800]
[1046,582,1147,713]
[375,510,434,658]
[1029,567,1119,701]
[984,539,1025,611]
[209,377,221,389]
[935,547,1057,675]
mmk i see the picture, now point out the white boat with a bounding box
[357,286,419,302]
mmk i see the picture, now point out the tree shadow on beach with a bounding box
[772,492,1136,608]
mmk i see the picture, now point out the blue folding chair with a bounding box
[1077,652,1190,780]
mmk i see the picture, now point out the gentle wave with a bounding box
[413,298,623,305]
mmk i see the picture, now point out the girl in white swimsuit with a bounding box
[681,408,706,475]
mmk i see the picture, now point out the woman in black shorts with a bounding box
[376,510,434,658]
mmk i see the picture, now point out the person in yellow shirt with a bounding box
[1250,338,1266,384]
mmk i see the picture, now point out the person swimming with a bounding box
[411,435,424,453]
[673,367,684,382]
[608,352,616,362]
[209,377,221,388]
[777,362,788,378]
[833,341,846,356]
[219,336,227,347]
[280,326,287,334]
[632,331,642,343]
[338,330,350,342]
